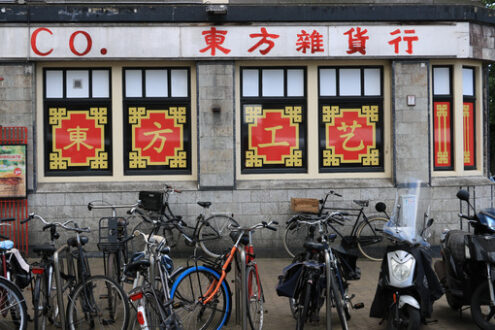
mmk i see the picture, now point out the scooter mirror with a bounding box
[456,189,470,202]
[375,202,387,213]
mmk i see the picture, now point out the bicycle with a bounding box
[126,224,183,329]
[290,214,363,330]
[169,219,278,330]
[135,185,239,258]
[284,190,390,261]
[0,217,28,330]
[21,213,130,329]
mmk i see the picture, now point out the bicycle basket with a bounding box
[276,262,304,298]
[139,191,164,212]
[290,198,319,214]
[97,217,129,253]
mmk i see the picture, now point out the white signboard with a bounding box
[0,23,470,60]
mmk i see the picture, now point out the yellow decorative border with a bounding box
[130,107,187,168]
[49,107,107,169]
[245,105,303,167]
[321,105,378,166]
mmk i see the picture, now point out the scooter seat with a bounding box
[445,230,472,262]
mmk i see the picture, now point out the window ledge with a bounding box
[35,181,198,193]
[431,176,493,187]
[236,178,394,190]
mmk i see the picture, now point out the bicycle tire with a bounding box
[33,275,46,330]
[170,266,230,330]
[325,258,332,330]
[329,268,348,330]
[0,276,27,330]
[246,266,264,330]
[283,221,309,258]
[198,215,239,258]
[66,275,129,330]
[296,280,312,330]
[356,216,389,261]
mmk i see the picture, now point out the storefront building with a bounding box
[1,0,494,254]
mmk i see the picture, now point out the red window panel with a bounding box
[463,102,475,168]
[433,102,452,168]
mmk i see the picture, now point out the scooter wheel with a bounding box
[471,281,495,330]
[386,305,420,330]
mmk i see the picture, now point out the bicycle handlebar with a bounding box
[0,217,16,222]
[164,184,182,194]
[21,213,90,233]
[228,220,279,232]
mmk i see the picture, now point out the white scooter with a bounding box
[370,181,443,330]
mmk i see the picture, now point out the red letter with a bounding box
[31,27,54,56]
[69,31,92,56]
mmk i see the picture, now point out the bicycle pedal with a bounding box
[352,302,365,309]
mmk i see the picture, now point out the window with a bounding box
[462,67,476,170]
[319,67,384,172]
[432,63,482,175]
[43,68,112,176]
[123,68,191,175]
[38,63,196,182]
[240,67,307,174]
[432,66,454,170]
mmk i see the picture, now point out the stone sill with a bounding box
[431,176,494,187]
[35,181,198,193]
[236,178,394,190]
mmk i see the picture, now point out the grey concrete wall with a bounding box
[393,61,430,185]
[471,23,495,61]
[197,61,235,189]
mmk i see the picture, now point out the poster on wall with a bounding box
[0,145,27,198]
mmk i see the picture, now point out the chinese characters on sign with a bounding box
[19,24,467,59]
[243,105,305,172]
[46,107,111,175]
[124,106,190,175]
[321,106,381,169]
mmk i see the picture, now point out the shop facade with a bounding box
[1,1,494,254]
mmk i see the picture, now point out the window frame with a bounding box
[235,60,392,181]
[430,61,483,177]
[36,62,197,183]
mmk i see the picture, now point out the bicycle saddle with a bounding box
[230,231,249,245]
[124,259,151,277]
[303,240,327,252]
[353,200,369,207]
[197,201,212,208]
[67,236,89,247]
[31,244,57,255]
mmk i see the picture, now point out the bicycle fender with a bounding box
[170,265,231,329]
[398,295,420,310]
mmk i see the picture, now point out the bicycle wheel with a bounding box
[0,276,27,329]
[198,215,239,258]
[66,275,129,330]
[296,280,312,330]
[325,259,332,330]
[284,221,308,258]
[356,216,389,261]
[170,266,230,330]
[246,265,263,330]
[33,275,47,330]
[329,268,348,330]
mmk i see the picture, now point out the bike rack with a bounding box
[53,245,75,330]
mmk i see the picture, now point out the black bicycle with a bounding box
[284,190,390,261]
[133,185,239,258]
[22,213,130,329]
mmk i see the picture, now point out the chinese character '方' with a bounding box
[248,27,280,55]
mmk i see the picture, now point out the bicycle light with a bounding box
[136,305,148,327]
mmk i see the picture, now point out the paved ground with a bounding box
[27,257,478,329]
